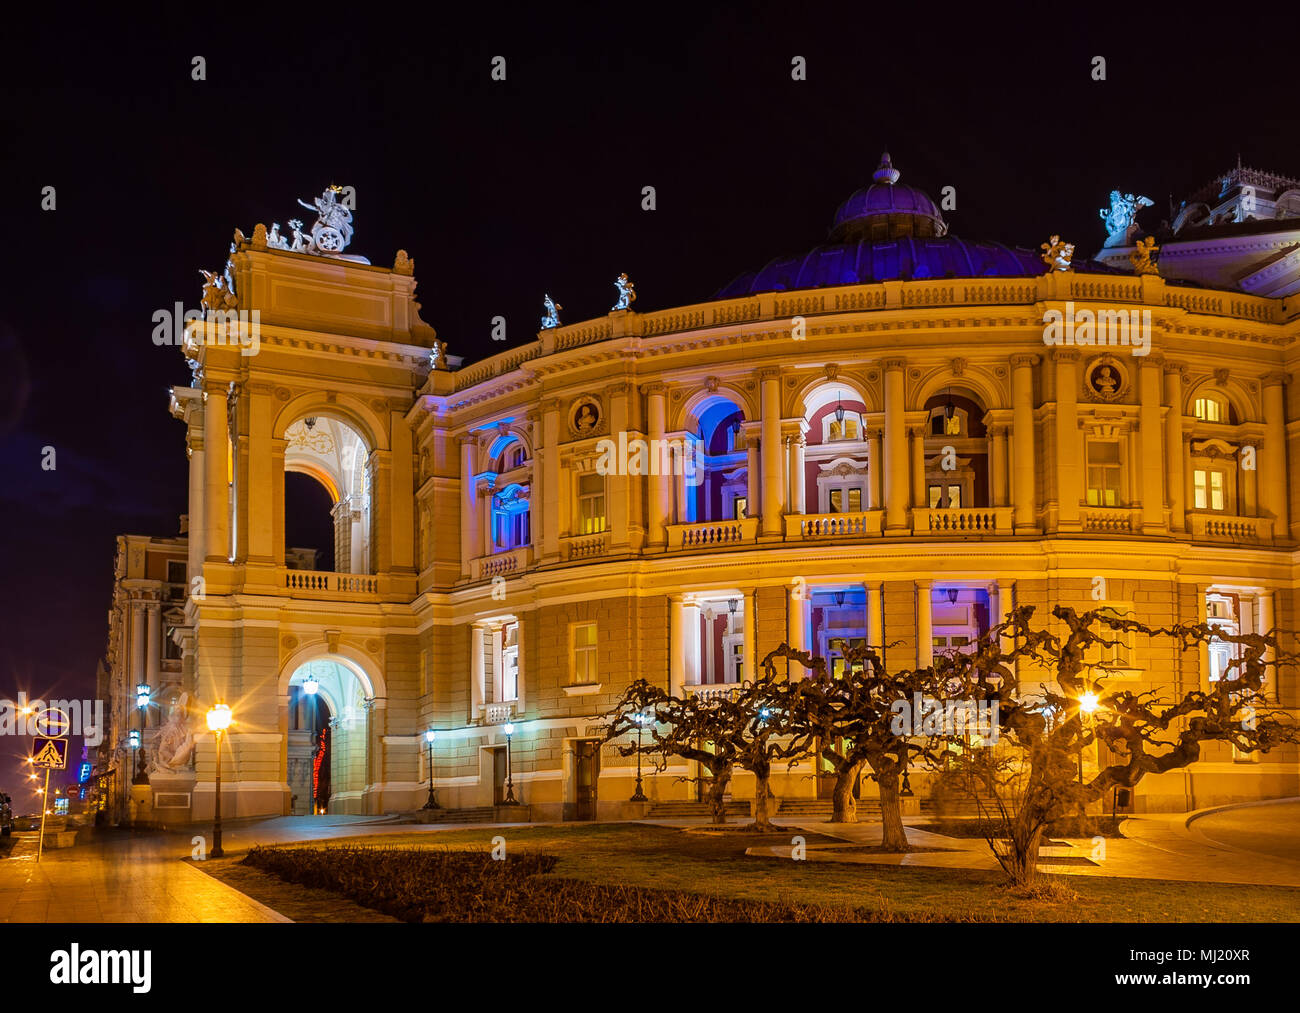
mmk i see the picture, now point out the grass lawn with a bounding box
[200,822,1300,922]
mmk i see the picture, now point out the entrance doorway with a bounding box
[574,740,600,820]
[491,747,508,805]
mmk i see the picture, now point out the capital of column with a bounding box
[1262,372,1289,388]
[881,358,907,372]
[640,381,668,397]
[1050,348,1082,363]
[757,366,781,383]
[456,433,479,448]
[605,381,632,397]
[540,398,562,414]
[1009,353,1040,368]
[915,578,934,590]
[1162,359,1188,376]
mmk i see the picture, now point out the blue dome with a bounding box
[829,153,947,242]
[714,236,1122,299]
[713,152,1123,299]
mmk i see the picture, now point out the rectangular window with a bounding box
[571,622,597,684]
[733,495,748,520]
[848,488,862,512]
[166,560,186,584]
[1086,441,1122,506]
[1195,397,1224,422]
[1194,469,1226,511]
[830,488,843,513]
[577,474,606,534]
[501,622,519,700]
[947,485,962,509]
[929,485,942,509]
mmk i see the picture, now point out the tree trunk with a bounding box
[830,762,861,823]
[706,766,732,825]
[1008,808,1045,886]
[877,769,909,852]
[752,770,775,830]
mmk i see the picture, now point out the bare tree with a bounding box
[948,605,1300,885]
[605,675,813,829]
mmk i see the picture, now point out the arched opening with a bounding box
[286,659,372,815]
[487,433,532,551]
[922,390,989,509]
[684,396,747,523]
[284,416,373,574]
[804,385,871,514]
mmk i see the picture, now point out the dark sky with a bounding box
[0,5,1295,799]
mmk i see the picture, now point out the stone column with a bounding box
[1010,354,1039,533]
[145,604,161,690]
[916,580,933,668]
[1164,363,1186,532]
[1053,350,1082,530]
[186,420,205,585]
[606,382,632,551]
[910,425,926,511]
[1262,374,1289,539]
[883,359,908,533]
[470,624,485,717]
[669,595,686,696]
[130,600,146,693]
[1138,356,1166,533]
[743,423,760,519]
[643,384,670,545]
[1257,591,1277,703]
[867,427,883,511]
[864,582,883,649]
[989,422,1009,507]
[203,383,230,563]
[458,435,478,579]
[743,591,757,683]
[540,399,562,561]
[683,601,701,685]
[246,384,275,566]
[786,428,807,515]
[787,580,807,673]
[759,368,784,536]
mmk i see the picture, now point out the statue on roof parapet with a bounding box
[1100,190,1154,248]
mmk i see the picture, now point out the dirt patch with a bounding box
[190,858,399,923]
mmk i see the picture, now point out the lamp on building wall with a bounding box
[206,703,233,858]
[304,417,317,431]
[501,722,519,805]
[422,729,440,810]
[833,590,845,609]
[835,392,846,424]
[944,388,956,424]
[136,684,150,709]
[946,588,959,605]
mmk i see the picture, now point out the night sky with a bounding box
[0,6,1295,801]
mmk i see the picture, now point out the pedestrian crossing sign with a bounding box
[32,736,69,769]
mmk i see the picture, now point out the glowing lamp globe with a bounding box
[503,722,515,736]
[302,677,319,696]
[1079,692,1100,715]
[425,728,437,744]
[206,704,233,732]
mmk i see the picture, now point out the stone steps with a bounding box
[645,800,752,819]
[409,805,531,824]
[776,799,884,819]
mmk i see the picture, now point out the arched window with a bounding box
[1194,395,1228,423]
[491,485,531,550]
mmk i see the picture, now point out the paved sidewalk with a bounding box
[744,802,1300,887]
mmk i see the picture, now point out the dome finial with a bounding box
[873,152,900,185]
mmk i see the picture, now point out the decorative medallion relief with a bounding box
[567,395,606,439]
[1083,355,1130,403]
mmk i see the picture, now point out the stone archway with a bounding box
[285,657,374,815]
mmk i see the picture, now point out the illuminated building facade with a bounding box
[145,165,1300,822]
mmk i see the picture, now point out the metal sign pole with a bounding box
[36,767,50,863]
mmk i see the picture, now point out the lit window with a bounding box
[733,496,748,520]
[578,474,606,534]
[1086,441,1121,506]
[571,622,597,684]
[501,622,519,700]
[1193,469,1226,511]
[1194,397,1226,423]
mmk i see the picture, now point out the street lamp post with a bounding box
[206,704,232,858]
[1076,690,1099,818]
[302,675,319,815]
[134,684,151,786]
[629,712,648,802]
[501,722,518,804]
[422,729,440,810]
